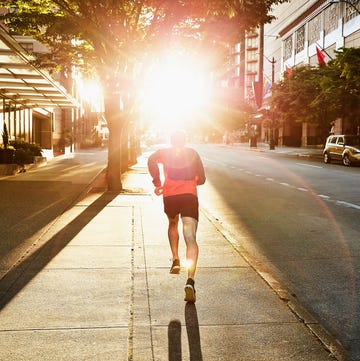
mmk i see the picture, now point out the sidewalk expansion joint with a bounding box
[0,325,129,333]
[30,267,131,271]
[137,206,155,361]
[127,206,135,361]
[154,321,300,329]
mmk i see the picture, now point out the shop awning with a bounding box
[0,27,77,110]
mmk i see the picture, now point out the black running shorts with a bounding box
[163,194,199,221]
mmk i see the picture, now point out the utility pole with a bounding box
[269,56,276,150]
[258,23,264,107]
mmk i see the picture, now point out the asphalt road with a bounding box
[195,144,360,361]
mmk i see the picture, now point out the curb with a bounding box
[201,206,354,361]
[0,161,46,176]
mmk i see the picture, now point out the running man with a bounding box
[147,130,206,302]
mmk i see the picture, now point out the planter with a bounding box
[0,148,15,164]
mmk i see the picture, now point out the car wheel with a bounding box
[324,152,331,163]
[342,154,351,166]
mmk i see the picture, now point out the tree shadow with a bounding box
[0,191,119,310]
[168,303,202,361]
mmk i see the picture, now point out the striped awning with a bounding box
[0,27,77,110]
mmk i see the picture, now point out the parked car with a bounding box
[323,134,360,166]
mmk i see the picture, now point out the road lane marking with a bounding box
[205,161,359,212]
[296,163,323,169]
[279,182,291,187]
[335,200,360,210]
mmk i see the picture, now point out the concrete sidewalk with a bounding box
[0,157,350,360]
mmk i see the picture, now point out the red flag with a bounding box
[316,46,326,67]
[285,65,292,77]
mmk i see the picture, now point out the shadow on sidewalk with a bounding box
[168,303,203,361]
[168,319,182,361]
[0,191,119,310]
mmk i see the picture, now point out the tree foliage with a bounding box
[0,0,288,76]
[0,0,288,189]
[323,47,360,124]
[271,47,360,134]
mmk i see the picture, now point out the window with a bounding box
[308,15,321,45]
[246,62,257,74]
[324,4,339,35]
[246,36,258,49]
[295,26,305,54]
[345,1,359,21]
[247,51,258,62]
[284,36,292,60]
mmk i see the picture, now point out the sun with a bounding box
[139,53,211,132]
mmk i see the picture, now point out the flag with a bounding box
[263,75,271,96]
[316,46,326,67]
[285,65,292,77]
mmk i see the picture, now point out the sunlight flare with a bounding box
[139,53,211,131]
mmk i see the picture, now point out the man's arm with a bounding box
[196,154,206,185]
[147,150,162,187]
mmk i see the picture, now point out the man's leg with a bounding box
[182,216,198,302]
[168,215,180,273]
[181,216,198,279]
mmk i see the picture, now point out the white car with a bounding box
[323,135,360,166]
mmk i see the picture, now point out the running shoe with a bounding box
[184,278,196,303]
[170,259,180,274]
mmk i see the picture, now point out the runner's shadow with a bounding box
[168,319,182,361]
[168,303,203,361]
[185,303,203,361]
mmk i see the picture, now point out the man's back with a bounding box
[148,146,205,197]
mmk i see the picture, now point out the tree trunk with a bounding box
[121,126,129,173]
[102,62,136,190]
[104,88,123,192]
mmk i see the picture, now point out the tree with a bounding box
[0,0,287,190]
[318,47,360,133]
[271,66,327,123]
[271,48,360,137]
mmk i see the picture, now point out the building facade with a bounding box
[0,27,78,160]
[264,0,360,146]
[223,0,360,147]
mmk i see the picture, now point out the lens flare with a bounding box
[139,53,211,131]
[184,258,194,270]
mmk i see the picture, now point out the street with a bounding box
[0,144,359,360]
[195,143,360,360]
